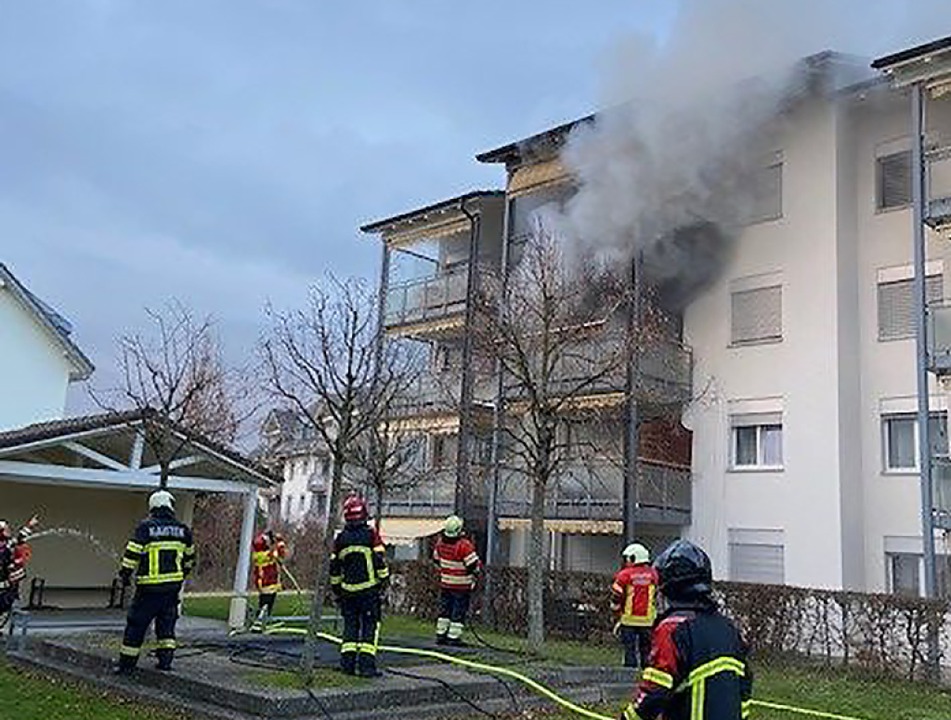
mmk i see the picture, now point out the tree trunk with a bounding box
[527,474,547,653]
[374,483,385,533]
[300,451,345,681]
[160,460,170,490]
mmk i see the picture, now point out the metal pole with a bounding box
[912,82,938,599]
[623,252,643,546]
[487,196,513,570]
[456,199,480,522]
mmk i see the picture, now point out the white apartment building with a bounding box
[361,42,951,595]
[685,49,951,595]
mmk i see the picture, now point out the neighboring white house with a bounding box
[0,263,94,430]
[258,409,333,526]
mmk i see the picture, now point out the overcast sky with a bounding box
[0,1,945,411]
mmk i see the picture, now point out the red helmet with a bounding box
[343,495,368,522]
[252,533,269,552]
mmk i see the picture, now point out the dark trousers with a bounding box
[340,591,380,675]
[0,587,18,615]
[619,626,652,669]
[119,589,179,671]
[436,589,471,641]
[258,592,276,616]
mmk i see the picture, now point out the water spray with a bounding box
[28,528,121,562]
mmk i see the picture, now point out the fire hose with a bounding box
[270,567,868,720]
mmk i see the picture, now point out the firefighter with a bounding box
[329,495,389,677]
[433,514,481,646]
[620,540,752,720]
[0,516,39,619]
[115,490,195,675]
[251,529,288,631]
[611,543,659,669]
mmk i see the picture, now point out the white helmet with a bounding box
[622,543,650,565]
[148,490,175,512]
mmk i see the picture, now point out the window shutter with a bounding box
[878,151,912,209]
[731,286,782,344]
[729,542,785,584]
[878,275,943,340]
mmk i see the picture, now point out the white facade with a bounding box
[278,450,332,525]
[0,264,93,430]
[685,83,951,594]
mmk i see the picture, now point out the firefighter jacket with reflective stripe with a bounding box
[0,542,29,590]
[252,537,288,593]
[433,535,481,591]
[625,601,752,720]
[119,508,195,593]
[329,522,388,595]
[611,563,659,627]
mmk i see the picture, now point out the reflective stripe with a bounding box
[373,545,386,553]
[377,567,390,578]
[436,617,450,634]
[440,575,474,586]
[447,622,464,640]
[440,559,467,570]
[681,656,746,720]
[642,667,675,689]
[338,545,383,592]
[340,642,358,654]
[120,558,138,570]
[463,552,479,566]
[357,643,377,656]
[125,542,144,553]
[137,571,185,585]
[330,575,342,585]
[259,583,281,593]
[623,704,639,720]
[742,699,752,719]
[341,578,379,592]
[119,644,141,657]
[156,639,177,650]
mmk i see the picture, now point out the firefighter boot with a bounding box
[435,617,450,645]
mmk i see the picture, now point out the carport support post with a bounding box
[229,489,258,630]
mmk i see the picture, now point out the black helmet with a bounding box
[654,540,713,599]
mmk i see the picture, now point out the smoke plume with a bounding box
[552,0,950,309]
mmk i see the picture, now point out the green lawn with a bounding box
[2,594,947,720]
[0,661,190,720]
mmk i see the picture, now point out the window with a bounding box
[431,435,447,469]
[883,413,948,472]
[731,286,782,345]
[747,163,783,223]
[877,151,912,210]
[729,529,785,584]
[877,275,943,340]
[731,414,783,469]
[888,553,921,596]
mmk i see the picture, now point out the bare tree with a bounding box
[260,275,418,679]
[92,301,250,487]
[478,226,633,652]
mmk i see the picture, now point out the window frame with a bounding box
[730,285,783,347]
[876,150,912,212]
[876,274,943,342]
[886,552,923,596]
[881,412,949,474]
[746,161,784,225]
[730,422,784,471]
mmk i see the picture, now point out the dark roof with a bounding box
[0,262,94,380]
[360,190,504,234]
[0,409,281,486]
[872,35,951,70]
[475,114,596,165]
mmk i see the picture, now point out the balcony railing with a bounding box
[495,459,691,525]
[384,271,469,328]
[502,336,693,407]
[933,456,951,529]
[928,303,951,375]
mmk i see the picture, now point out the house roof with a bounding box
[0,408,281,486]
[360,190,504,234]
[872,35,951,70]
[0,263,95,381]
[475,115,596,166]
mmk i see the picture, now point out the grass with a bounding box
[182,593,951,720]
[0,660,191,720]
[244,667,368,690]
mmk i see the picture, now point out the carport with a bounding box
[0,410,277,629]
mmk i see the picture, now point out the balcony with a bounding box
[380,467,457,518]
[496,459,691,526]
[502,336,693,409]
[390,373,462,417]
[384,271,469,332]
[928,303,951,375]
[932,456,951,530]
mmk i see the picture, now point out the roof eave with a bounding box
[359,190,504,235]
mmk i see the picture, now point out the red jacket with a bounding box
[252,534,288,593]
[611,563,659,628]
[433,534,481,591]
